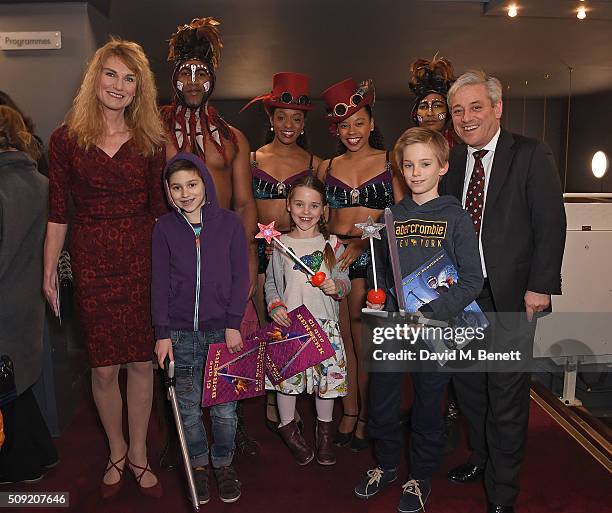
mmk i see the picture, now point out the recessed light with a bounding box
[592,151,608,178]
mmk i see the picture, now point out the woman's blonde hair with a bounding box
[0,105,41,161]
[66,37,164,156]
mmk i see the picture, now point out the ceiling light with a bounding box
[577,6,587,19]
[592,151,608,179]
[508,4,518,17]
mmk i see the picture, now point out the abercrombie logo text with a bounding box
[395,219,447,248]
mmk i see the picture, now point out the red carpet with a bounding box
[5,388,611,513]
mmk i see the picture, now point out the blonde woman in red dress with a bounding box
[43,39,166,499]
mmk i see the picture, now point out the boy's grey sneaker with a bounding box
[354,466,398,499]
[192,466,210,505]
[398,478,431,513]
[214,465,241,503]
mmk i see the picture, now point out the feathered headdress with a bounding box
[167,17,223,70]
[409,54,455,99]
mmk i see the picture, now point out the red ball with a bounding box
[367,289,386,305]
[311,271,326,286]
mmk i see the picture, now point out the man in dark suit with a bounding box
[442,70,566,513]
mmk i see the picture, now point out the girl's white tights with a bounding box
[277,392,334,427]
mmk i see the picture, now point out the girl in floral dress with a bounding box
[264,175,350,466]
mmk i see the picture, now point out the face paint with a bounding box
[414,93,449,131]
[173,59,215,108]
[178,62,208,84]
[417,98,447,115]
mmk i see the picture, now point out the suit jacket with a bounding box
[442,129,566,313]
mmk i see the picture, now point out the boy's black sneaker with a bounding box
[398,478,431,513]
[354,466,398,499]
[192,466,210,505]
[214,465,241,503]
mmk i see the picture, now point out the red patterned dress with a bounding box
[48,125,168,367]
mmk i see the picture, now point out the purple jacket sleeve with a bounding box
[151,222,171,340]
[226,217,249,329]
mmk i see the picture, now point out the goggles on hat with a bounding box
[327,81,372,118]
[330,92,364,117]
[274,91,311,107]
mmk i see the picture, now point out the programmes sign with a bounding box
[0,32,61,50]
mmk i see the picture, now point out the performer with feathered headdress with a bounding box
[162,18,257,241]
[409,54,460,149]
[159,16,260,487]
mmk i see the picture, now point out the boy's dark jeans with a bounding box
[368,371,450,479]
[171,329,237,468]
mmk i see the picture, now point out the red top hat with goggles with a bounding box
[321,78,375,124]
[241,72,314,112]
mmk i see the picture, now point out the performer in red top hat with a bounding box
[242,72,322,433]
[316,78,405,451]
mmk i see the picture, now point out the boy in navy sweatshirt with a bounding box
[152,153,248,505]
[354,128,483,513]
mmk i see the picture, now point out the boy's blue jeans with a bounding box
[171,329,236,468]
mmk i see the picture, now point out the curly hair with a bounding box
[336,105,385,155]
[409,55,455,98]
[65,37,165,156]
[0,105,41,161]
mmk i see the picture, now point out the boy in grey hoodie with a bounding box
[354,128,483,513]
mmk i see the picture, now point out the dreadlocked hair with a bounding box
[336,105,385,155]
[167,17,222,70]
[287,175,336,272]
[409,54,456,98]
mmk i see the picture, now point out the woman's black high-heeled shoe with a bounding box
[265,396,280,434]
[333,413,358,447]
[350,417,370,452]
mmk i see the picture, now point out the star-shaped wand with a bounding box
[255,221,326,285]
[355,216,386,304]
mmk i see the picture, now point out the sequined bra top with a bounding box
[252,152,314,200]
[325,152,394,209]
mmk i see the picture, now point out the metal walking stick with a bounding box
[164,357,199,511]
